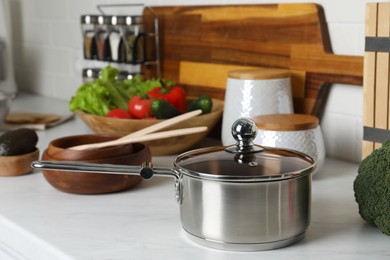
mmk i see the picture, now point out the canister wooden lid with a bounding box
[228,69,291,80]
[254,114,319,131]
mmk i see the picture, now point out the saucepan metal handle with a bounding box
[31,161,183,203]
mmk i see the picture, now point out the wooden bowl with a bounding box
[75,98,224,155]
[0,149,39,176]
[41,134,151,195]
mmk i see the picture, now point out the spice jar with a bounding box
[118,15,145,64]
[82,68,101,83]
[81,15,98,59]
[116,71,139,81]
[108,16,124,62]
[253,113,325,176]
[94,15,110,61]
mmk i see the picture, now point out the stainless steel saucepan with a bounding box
[32,118,316,251]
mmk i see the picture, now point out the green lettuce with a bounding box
[69,66,174,116]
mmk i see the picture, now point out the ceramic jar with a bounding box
[253,114,325,176]
[221,69,294,145]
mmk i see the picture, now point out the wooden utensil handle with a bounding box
[70,126,208,150]
[117,109,202,141]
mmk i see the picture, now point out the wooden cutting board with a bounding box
[6,112,61,124]
[142,3,363,119]
[0,112,74,131]
[177,61,306,106]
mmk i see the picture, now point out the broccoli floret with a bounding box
[354,140,390,235]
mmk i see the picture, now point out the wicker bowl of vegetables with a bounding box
[70,66,224,155]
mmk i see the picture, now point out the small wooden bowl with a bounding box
[41,134,151,195]
[0,149,39,176]
[76,98,224,155]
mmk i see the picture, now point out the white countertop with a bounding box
[0,93,389,260]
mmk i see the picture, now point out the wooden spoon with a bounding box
[116,109,203,141]
[69,109,206,150]
[70,126,208,150]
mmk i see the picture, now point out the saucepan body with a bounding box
[32,118,315,251]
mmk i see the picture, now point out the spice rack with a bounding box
[80,4,160,80]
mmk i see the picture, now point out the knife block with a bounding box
[362,2,390,159]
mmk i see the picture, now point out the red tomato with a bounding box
[128,96,154,119]
[106,109,132,119]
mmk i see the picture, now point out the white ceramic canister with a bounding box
[253,114,325,176]
[221,69,294,146]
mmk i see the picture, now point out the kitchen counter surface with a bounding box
[0,93,389,259]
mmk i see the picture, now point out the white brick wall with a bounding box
[9,0,367,162]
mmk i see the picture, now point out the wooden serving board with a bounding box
[142,3,363,119]
[362,2,390,159]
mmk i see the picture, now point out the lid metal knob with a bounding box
[225,118,263,154]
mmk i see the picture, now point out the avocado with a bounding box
[0,128,38,156]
